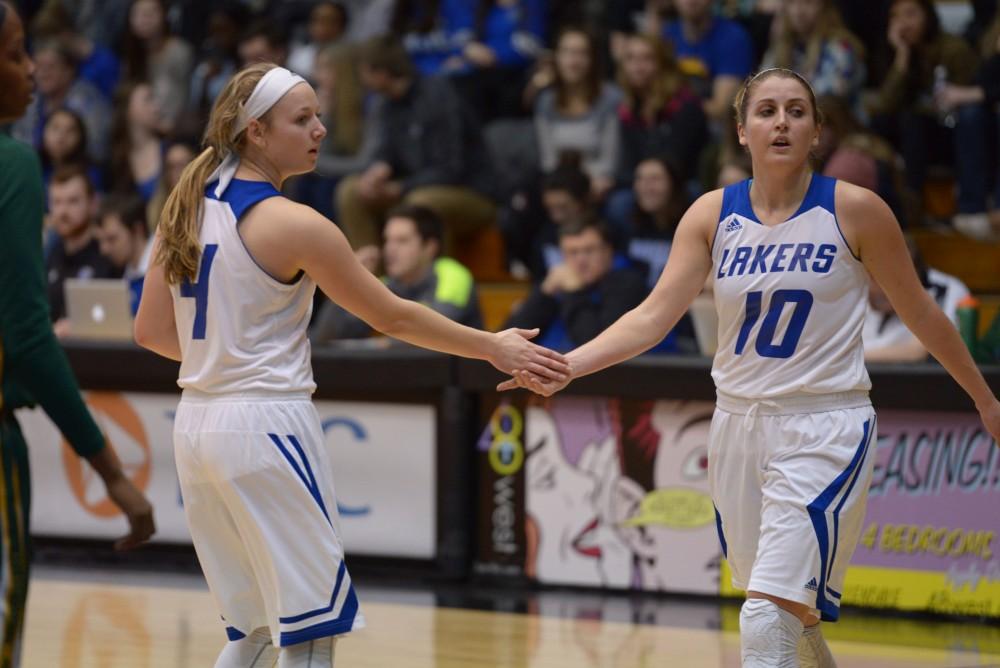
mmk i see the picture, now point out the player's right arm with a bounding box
[279,203,569,380]
[500,189,721,395]
[134,234,181,361]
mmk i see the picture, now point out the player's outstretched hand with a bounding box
[104,475,156,551]
[489,328,569,382]
[497,369,571,397]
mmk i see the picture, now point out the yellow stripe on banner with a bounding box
[842,565,1000,618]
[718,560,1000,651]
[719,559,742,599]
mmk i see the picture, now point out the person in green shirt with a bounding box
[309,204,484,343]
[0,4,155,664]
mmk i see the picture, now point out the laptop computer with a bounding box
[64,278,134,341]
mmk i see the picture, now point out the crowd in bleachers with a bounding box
[9,0,1000,361]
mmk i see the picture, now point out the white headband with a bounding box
[207,66,307,198]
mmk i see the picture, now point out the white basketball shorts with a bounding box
[709,390,876,621]
[173,391,365,646]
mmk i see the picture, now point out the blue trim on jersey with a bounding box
[267,433,332,525]
[286,434,331,520]
[729,173,835,226]
[277,562,361,646]
[280,561,347,624]
[826,179,863,262]
[825,414,876,590]
[806,418,873,622]
[278,589,359,646]
[734,179,759,223]
[714,505,728,558]
[225,626,247,641]
[815,172,837,214]
[205,178,282,221]
[720,181,743,222]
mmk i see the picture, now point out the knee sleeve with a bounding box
[799,623,837,668]
[278,636,337,668]
[214,627,276,668]
[740,598,803,668]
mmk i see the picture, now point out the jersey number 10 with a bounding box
[734,289,813,359]
[180,244,218,340]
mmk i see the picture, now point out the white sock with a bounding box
[799,624,837,668]
[278,636,336,668]
[740,598,803,668]
[214,628,277,668]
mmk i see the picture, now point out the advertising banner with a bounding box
[475,397,1000,616]
[842,411,1000,616]
[476,396,720,594]
[474,396,529,579]
[18,392,436,559]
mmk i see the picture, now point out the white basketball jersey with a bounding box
[171,179,317,395]
[710,174,871,399]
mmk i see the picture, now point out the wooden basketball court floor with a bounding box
[20,567,1000,667]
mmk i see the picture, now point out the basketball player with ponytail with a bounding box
[502,68,1000,667]
[135,63,568,667]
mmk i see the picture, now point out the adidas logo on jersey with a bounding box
[724,218,743,232]
[804,578,818,591]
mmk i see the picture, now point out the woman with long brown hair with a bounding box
[533,27,622,201]
[120,0,193,133]
[870,0,991,237]
[108,81,164,201]
[134,61,567,666]
[607,32,706,232]
[761,0,866,104]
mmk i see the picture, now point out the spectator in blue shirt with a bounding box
[12,39,112,163]
[449,0,547,122]
[30,2,121,100]
[391,0,475,77]
[661,0,754,122]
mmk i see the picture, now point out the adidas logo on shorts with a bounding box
[804,577,818,592]
[724,218,743,232]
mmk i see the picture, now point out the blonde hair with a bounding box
[156,62,276,285]
[770,0,864,79]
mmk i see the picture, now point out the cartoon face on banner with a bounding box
[525,402,634,587]
[524,398,720,593]
[615,400,719,594]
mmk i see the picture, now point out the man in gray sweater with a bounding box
[335,36,497,261]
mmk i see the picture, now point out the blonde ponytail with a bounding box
[155,61,278,284]
[156,147,221,284]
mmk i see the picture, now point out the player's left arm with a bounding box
[134,235,181,361]
[841,182,1000,438]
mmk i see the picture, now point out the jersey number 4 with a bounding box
[179,244,218,340]
[734,289,813,359]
